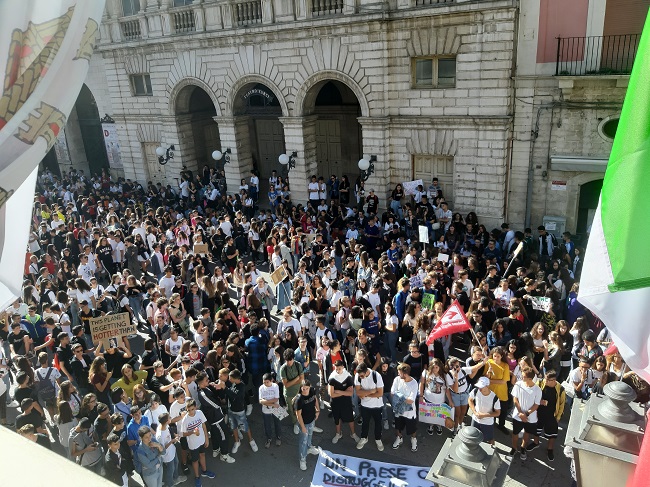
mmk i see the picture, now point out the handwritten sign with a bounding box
[270,265,288,286]
[418,400,454,427]
[530,296,552,312]
[436,253,449,264]
[422,293,435,310]
[90,312,136,347]
[193,243,208,256]
[271,406,289,421]
[311,449,429,487]
[402,179,424,196]
[418,225,429,244]
[409,275,422,289]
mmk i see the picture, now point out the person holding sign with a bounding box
[420,358,450,436]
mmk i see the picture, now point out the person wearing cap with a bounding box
[468,376,500,445]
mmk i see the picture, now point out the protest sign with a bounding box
[436,253,449,264]
[530,296,552,312]
[90,312,136,347]
[402,179,424,196]
[418,225,429,244]
[270,265,288,285]
[421,293,435,310]
[418,400,454,427]
[193,243,208,256]
[409,275,422,288]
[311,449,430,487]
[270,406,289,421]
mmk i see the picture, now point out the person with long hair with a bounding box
[420,358,451,436]
[445,356,485,434]
[56,400,78,458]
[58,380,82,417]
[111,363,147,401]
[89,357,113,408]
[484,346,510,431]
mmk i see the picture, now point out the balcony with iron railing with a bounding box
[99,0,492,45]
[555,34,641,76]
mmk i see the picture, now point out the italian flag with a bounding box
[579,11,650,386]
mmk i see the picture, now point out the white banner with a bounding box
[402,179,423,196]
[311,449,430,487]
[0,0,105,309]
[418,225,429,244]
[102,121,123,171]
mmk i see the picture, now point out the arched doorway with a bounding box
[232,82,285,181]
[73,84,109,177]
[305,80,362,180]
[577,178,603,235]
[174,84,220,176]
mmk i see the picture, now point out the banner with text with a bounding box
[418,400,454,427]
[311,449,431,487]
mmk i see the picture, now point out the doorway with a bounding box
[73,84,110,177]
[577,178,603,234]
[412,155,455,206]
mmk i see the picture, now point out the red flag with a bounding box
[604,342,619,356]
[426,300,471,346]
[627,412,650,487]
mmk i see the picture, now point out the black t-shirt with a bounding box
[36,433,52,450]
[403,353,426,382]
[328,374,354,404]
[8,330,29,355]
[56,344,74,372]
[15,409,44,430]
[79,309,100,335]
[14,386,37,405]
[149,375,172,408]
[294,387,317,425]
[540,385,558,419]
[96,245,113,266]
[355,337,380,361]
[141,350,158,381]
[70,354,92,389]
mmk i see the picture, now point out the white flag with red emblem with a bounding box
[0,0,105,309]
[426,300,471,346]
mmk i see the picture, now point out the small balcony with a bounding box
[555,34,641,76]
[120,17,142,40]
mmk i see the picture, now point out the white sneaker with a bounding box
[220,454,236,463]
[250,440,258,452]
[313,425,323,433]
[392,437,403,449]
[356,438,368,450]
[308,446,319,456]
[376,439,384,451]
[174,476,187,485]
[300,459,307,471]
[294,424,300,435]
[246,404,253,416]
[231,441,241,454]
[351,433,360,443]
[383,420,389,430]
[212,449,219,458]
[411,437,418,452]
[332,433,343,444]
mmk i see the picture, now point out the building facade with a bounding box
[52,0,517,229]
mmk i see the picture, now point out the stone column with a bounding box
[213,116,254,193]
[279,116,317,205]
[358,117,390,210]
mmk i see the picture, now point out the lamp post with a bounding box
[156,144,175,165]
[278,151,297,171]
[212,148,231,169]
[358,154,376,181]
[565,381,645,487]
[426,426,511,487]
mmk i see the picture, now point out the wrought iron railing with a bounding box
[555,34,641,76]
[415,0,454,5]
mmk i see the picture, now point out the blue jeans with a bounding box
[390,200,403,220]
[298,420,314,461]
[128,294,144,321]
[384,330,399,364]
[382,392,394,423]
[163,454,179,487]
[262,412,282,441]
[143,466,164,487]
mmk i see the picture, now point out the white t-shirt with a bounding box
[145,404,169,429]
[308,182,320,200]
[355,371,384,409]
[258,383,280,414]
[470,389,500,425]
[510,381,542,423]
[446,367,473,394]
[569,367,594,394]
[278,318,301,336]
[166,336,185,357]
[156,426,176,463]
[421,370,446,404]
[180,410,207,450]
[169,400,187,421]
[391,376,418,419]
[35,366,61,393]
[159,276,176,298]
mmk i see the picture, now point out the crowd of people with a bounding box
[1,165,646,487]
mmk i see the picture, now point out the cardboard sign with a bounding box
[409,275,422,288]
[436,253,449,264]
[270,265,288,285]
[418,225,429,244]
[418,400,455,426]
[90,312,136,347]
[193,243,208,256]
[312,449,429,487]
[422,293,436,310]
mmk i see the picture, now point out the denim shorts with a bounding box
[450,390,470,406]
[228,410,249,433]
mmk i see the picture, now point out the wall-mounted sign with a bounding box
[242,88,273,101]
[551,180,567,191]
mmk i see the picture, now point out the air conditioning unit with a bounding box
[542,216,566,238]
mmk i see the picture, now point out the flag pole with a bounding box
[502,242,524,278]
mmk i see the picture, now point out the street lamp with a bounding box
[426,426,511,487]
[358,154,376,181]
[279,151,297,171]
[212,148,231,164]
[565,381,645,487]
[156,144,175,165]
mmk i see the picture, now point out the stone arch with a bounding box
[168,77,221,116]
[225,74,289,117]
[295,70,370,118]
[165,51,222,115]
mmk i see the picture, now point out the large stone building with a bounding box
[46,0,648,234]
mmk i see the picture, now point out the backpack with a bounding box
[470,388,499,412]
[357,370,378,387]
[36,367,57,403]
